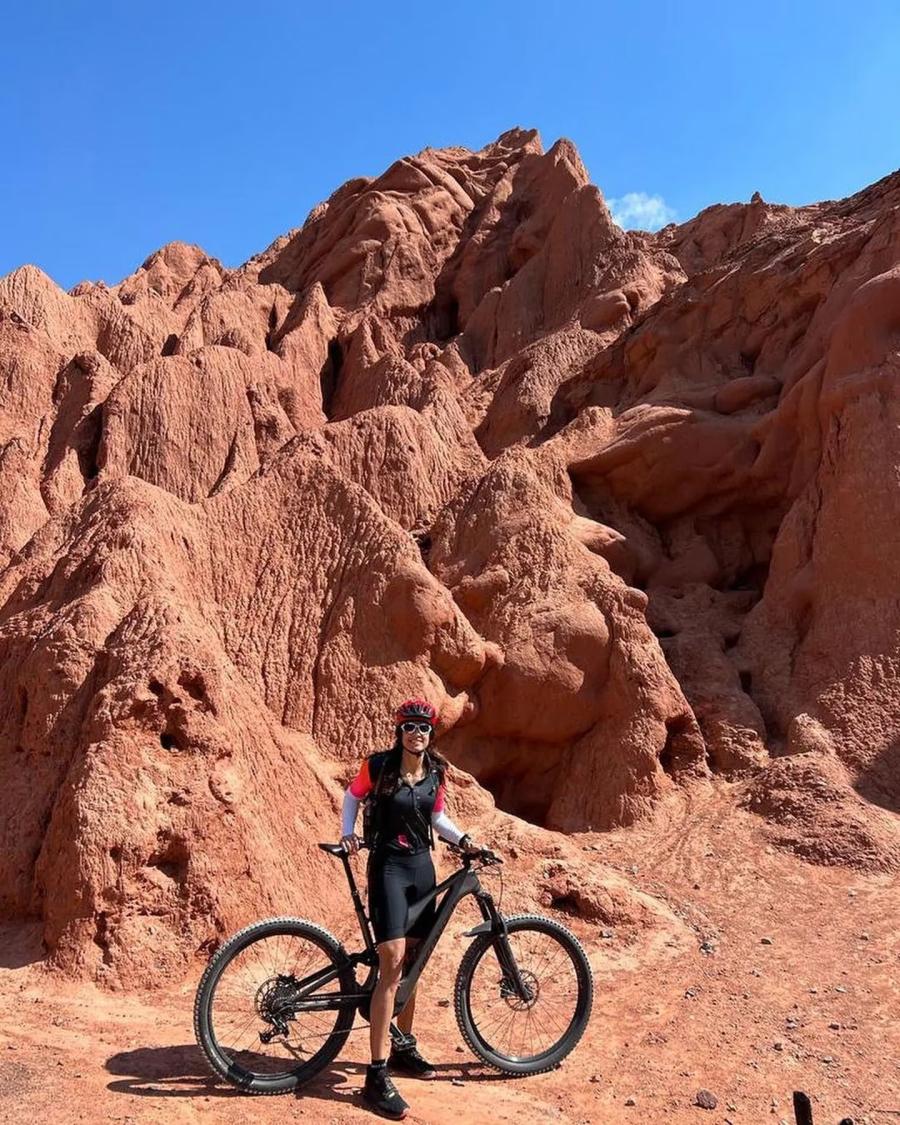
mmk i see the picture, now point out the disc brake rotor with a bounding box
[499,968,539,1010]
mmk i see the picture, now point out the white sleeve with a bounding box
[341,789,361,837]
[431,808,466,845]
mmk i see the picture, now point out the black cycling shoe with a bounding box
[389,1033,436,1078]
[363,1064,409,1119]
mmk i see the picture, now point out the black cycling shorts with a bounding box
[367,849,437,944]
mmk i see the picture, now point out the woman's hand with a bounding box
[341,833,362,855]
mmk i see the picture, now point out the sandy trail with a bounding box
[1,783,897,1124]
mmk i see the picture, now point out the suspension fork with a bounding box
[466,890,533,1003]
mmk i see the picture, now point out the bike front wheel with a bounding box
[454,913,593,1075]
[194,916,357,1094]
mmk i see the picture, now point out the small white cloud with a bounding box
[608,191,677,232]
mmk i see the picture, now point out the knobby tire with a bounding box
[453,913,593,1075]
[194,916,356,1094]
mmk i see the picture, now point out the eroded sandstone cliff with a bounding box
[2,127,898,984]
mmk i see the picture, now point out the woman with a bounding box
[341,698,482,1120]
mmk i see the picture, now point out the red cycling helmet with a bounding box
[394,698,438,726]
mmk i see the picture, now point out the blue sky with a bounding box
[3,1,899,289]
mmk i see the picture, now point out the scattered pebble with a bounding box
[451,1077,465,1086]
[773,1041,785,1051]
[760,936,774,945]
[589,1074,602,1083]
[699,940,717,955]
[600,928,615,939]
[835,986,847,993]
[848,889,857,897]
[437,998,450,1007]
[829,1021,841,1030]
[624,1096,637,1106]
[860,932,870,941]
[750,968,761,977]
[684,987,700,999]
[695,1089,718,1109]
[821,1055,834,1064]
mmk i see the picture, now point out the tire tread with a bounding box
[453,912,593,1075]
[193,915,355,1094]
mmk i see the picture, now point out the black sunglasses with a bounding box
[400,721,433,735]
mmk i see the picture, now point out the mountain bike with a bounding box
[194,841,593,1094]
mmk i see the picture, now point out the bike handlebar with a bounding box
[443,841,504,865]
[323,839,502,865]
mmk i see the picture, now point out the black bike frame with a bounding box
[290,846,526,1018]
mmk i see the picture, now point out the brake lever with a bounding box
[443,841,504,865]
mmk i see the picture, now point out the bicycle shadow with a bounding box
[105,1044,354,1106]
[104,1044,504,1104]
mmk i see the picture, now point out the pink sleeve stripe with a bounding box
[433,782,446,814]
[348,759,373,799]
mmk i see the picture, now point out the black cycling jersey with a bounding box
[362,751,444,855]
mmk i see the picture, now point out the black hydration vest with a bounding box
[362,749,442,854]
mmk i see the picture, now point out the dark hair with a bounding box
[377,726,448,796]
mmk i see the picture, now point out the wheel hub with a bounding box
[499,968,539,1010]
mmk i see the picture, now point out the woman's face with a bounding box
[400,723,432,756]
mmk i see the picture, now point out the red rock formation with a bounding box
[2,130,899,984]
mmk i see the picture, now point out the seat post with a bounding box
[340,849,376,953]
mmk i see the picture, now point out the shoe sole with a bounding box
[389,1057,436,1079]
[363,1105,408,1120]
[362,1094,409,1120]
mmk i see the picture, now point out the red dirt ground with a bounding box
[2,783,896,1125]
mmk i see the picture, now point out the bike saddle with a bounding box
[318,843,346,856]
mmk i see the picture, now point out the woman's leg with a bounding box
[395,851,436,1039]
[370,938,405,1061]
[388,933,435,1077]
[396,939,419,1035]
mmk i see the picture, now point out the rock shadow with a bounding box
[0,922,45,969]
[853,739,900,816]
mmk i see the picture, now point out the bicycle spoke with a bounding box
[463,925,584,1062]
[208,929,347,1078]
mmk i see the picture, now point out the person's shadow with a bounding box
[104,1044,500,1106]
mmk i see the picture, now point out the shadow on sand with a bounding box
[104,1043,503,1107]
[0,923,45,970]
[853,739,900,817]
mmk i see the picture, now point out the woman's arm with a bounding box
[341,789,361,838]
[431,782,477,848]
[340,760,374,852]
[431,807,467,845]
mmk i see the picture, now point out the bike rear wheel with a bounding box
[454,913,593,1075]
[194,916,357,1094]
